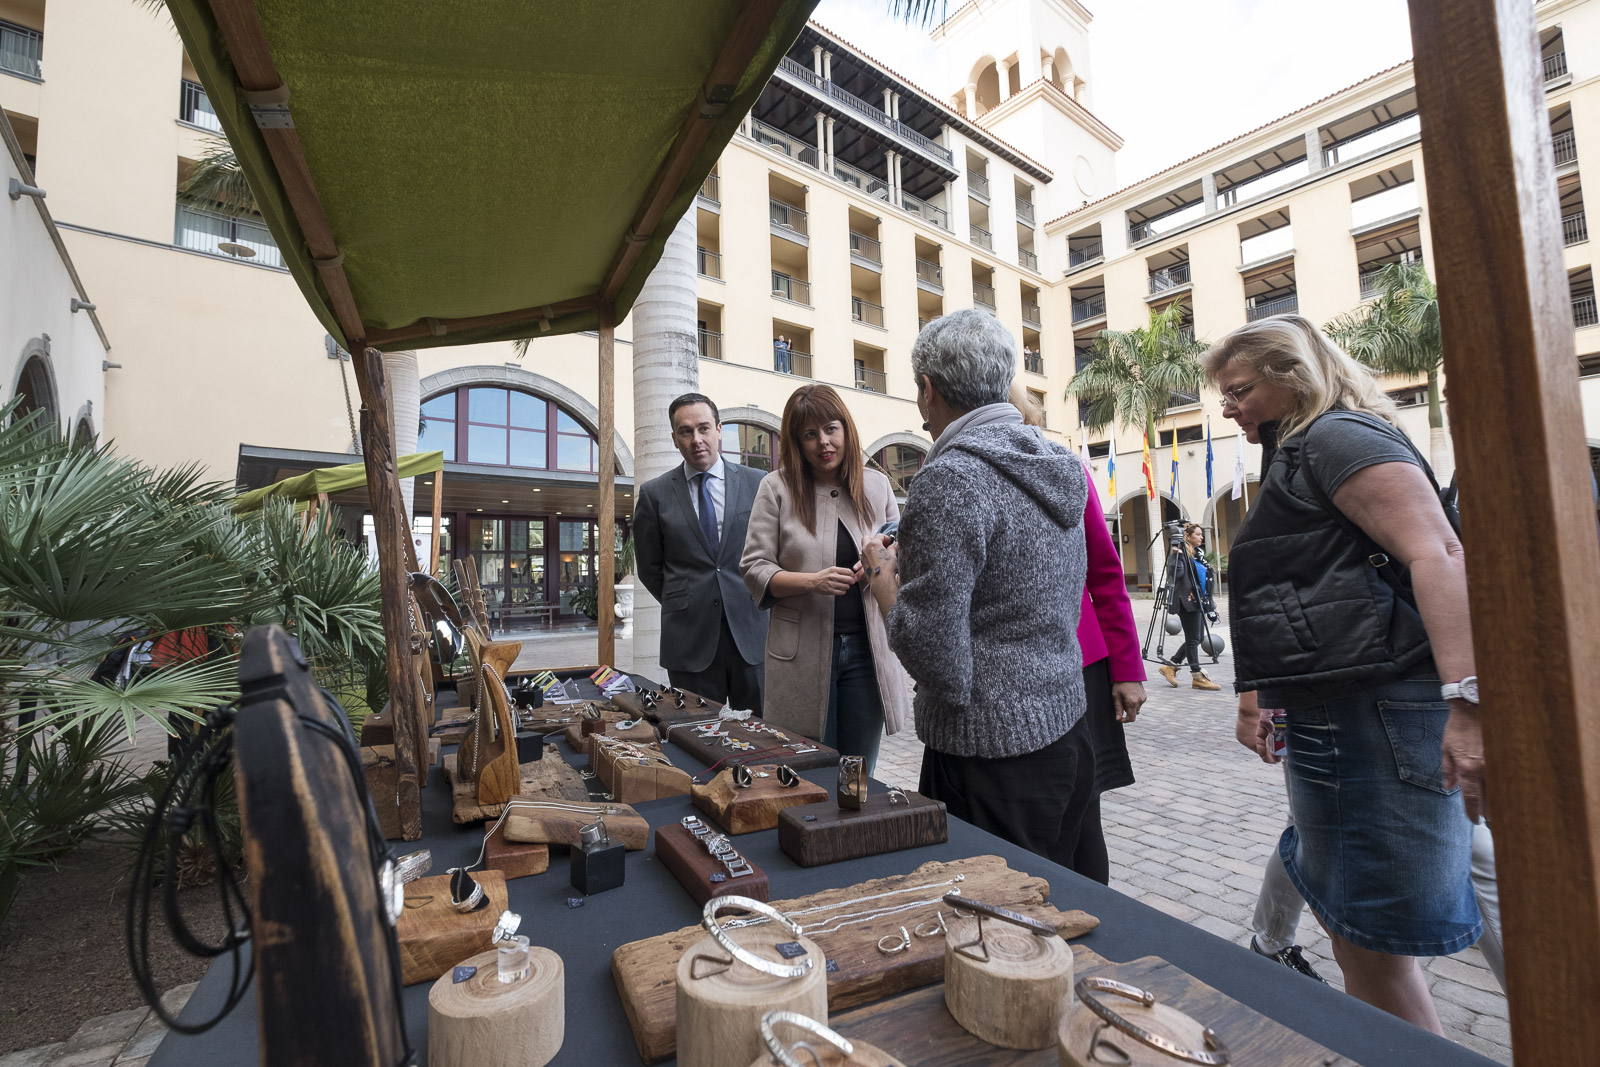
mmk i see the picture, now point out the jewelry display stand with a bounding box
[443,744,589,824]
[664,715,841,774]
[456,631,523,807]
[675,899,829,1067]
[943,905,1074,1050]
[777,789,948,867]
[591,735,694,803]
[655,818,770,906]
[613,685,725,731]
[397,870,509,985]
[742,1012,907,1067]
[691,764,828,834]
[427,945,564,1067]
[561,707,657,750]
[482,821,549,880]
[501,797,650,850]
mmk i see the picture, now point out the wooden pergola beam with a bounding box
[598,307,617,668]
[1407,0,1600,1059]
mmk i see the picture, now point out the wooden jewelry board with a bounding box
[590,735,694,803]
[500,797,651,851]
[611,685,725,730]
[826,948,1359,1067]
[610,854,1099,1064]
[443,745,589,824]
[691,764,829,834]
[659,715,842,775]
[778,789,948,866]
[396,869,509,986]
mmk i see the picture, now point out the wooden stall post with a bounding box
[430,470,444,576]
[598,306,617,668]
[351,344,425,840]
[1406,1,1600,1059]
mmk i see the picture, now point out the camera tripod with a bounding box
[1140,526,1221,667]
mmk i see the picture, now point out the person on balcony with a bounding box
[772,334,791,375]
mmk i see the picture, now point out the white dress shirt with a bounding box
[684,456,726,540]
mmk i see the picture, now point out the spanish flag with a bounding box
[1142,431,1155,501]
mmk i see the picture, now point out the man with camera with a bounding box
[1158,521,1221,691]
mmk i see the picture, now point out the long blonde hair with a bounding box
[1200,314,1398,442]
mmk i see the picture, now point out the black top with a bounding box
[833,520,866,634]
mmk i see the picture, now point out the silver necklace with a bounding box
[721,875,966,931]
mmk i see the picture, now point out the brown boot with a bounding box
[1159,664,1178,688]
[1192,671,1221,692]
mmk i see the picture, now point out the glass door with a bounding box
[467,517,508,606]
[505,519,548,606]
[557,520,594,615]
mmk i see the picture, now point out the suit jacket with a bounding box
[740,469,910,741]
[633,461,769,673]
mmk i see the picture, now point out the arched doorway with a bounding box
[1116,492,1183,588]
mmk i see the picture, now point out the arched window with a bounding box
[721,422,777,471]
[871,444,926,495]
[12,354,57,428]
[418,386,606,471]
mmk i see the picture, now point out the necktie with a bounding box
[697,472,720,556]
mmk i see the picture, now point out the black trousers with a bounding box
[1070,658,1124,885]
[919,712,1098,871]
[669,613,764,714]
[1171,607,1204,672]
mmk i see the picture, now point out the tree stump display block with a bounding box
[501,797,651,850]
[428,946,564,1067]
[675,930,828,1067]
[943,915,1074,1050]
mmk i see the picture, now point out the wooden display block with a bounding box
[501,797,651,851]
[653,820,769,907]
[484,822,550,880]
[361,744,403,840]
[663,716,840,774]
[428,710,475,747]
[397,870,508,986]
[559,708,657,750]
[590,735,693,804]
[443,748,589,824]
[611,855,1099,1064]
[612,685,724,730]
[778,791,947,867]
[691,764,828,834]
[825,949,1357,1067]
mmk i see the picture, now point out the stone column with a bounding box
[891,92,901,120]
[894,155,905,203]
[885,150,898,201]
[812,44,823,77]
[825,118,836,173]
[823,51,832,82]
[997,59,1011,102]
[1305,128,1325,172]
[966,81,978,116]
[883,88,893,115]
[1041,55,1054,85]
[816,113,826,168]
[1201,172,1218,214]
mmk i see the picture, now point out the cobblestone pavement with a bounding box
[876,593,1511,1065]
[0,984,195,1067]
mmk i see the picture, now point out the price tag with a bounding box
[452,965,477,983]
[566,897,586,909]
[774,941,807,959]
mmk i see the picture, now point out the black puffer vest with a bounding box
[1228,420,1433,696]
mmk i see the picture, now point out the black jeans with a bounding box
[822,632,885,776]
[919,713,1098,871]
[669,613,764,714]
[1171,607,1204,672]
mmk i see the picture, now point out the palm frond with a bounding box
[178,138,259,215]
[1323,261,1441,380]
[887,0,949,27]
[7,656,236,740]
[1065,306,1210,432]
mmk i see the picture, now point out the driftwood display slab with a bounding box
[501,797,651,851]
[662,716,841,774]
[691,764,829,834]
[611,686,725,731]
[610,855,1098,1064]
[443,748,589,824]
[560,708,658,750]
[397,870,509,986]
[591,735,694,804]
[483,822,550,880]
[778,791,948,867]
[827,949,1359,1067]
[653,821,770,907]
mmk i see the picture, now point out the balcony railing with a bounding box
[697,246,722,279]
[1069,241,1104,269]
[901,190,950,232]
[1246,293,1299,321]
[1022,300,1042,327]
[770,198,809,237]
[774,346,814,377]
[855,365,887,393]
[774,56,954,164]
[174,203,283,268]
[973,281,997,310]
[832,158,891,202]
[1024,350,1044,375]
[1149,262,1191,294]
[968,172,990,200]
[700,173,720,203]
[771,271,811,305]
[1359,266,1385,299]
[915,258,943,289]
[849,231,882,265]
[1564,209,1588,245]
[1546,51,1569,83]
[1554,129,1578,166]
[1072,292,1107,323]
[1575,294,1599,328]
[753,118,819,169]
[1015,196,1035,224]
[971,223,993,250]
[1019,248,1039,272]
[852,296,885,328]
[0,19,42,79]
[179,79,222,131]
[918,316,932,332]
[698,328,722,360]
[1167,391,1202,410]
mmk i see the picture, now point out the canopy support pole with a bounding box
[598,307,617,668]
[430,471,444,576]
[351,344,424,841]
[1408,0,1600,1058]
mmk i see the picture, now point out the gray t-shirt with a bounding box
[1301,410,1420,498]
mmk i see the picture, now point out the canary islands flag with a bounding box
[1108,449,1117,500]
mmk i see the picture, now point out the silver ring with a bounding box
[777,765,800,788]
[732,765,753,789]
[491,909,522,944]
[703,897,813,979]
[876,926,911,954]
[760,1011,854,1067]
[447,868,484,913]
[887,786,907,804]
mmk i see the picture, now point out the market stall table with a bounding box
[149,725,1499,1067]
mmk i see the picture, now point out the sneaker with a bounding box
[1252,937,1327,983]
[1158,664,1178,688]
[1192,671,1221,692]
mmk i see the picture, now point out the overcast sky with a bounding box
[810,0,1417,187]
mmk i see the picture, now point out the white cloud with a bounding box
[809,0,1415,187]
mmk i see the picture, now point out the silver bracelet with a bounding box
[760,1011,854,1067]
[703,897,813,979]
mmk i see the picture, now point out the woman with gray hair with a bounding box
[1205,314,1480,1033]
[863,310,1097,868]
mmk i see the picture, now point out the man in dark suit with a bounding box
[632,393,768,711]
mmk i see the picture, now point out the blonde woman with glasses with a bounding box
[1204,314,1481,1033]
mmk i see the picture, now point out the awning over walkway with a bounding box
[232,450,444,513]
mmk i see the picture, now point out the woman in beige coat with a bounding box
[741,385,910,772]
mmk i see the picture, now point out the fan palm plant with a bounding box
[1323,260,1449,474]
[1066,303,1209,578]
[177,138,260,215]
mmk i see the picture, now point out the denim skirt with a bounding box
[1279,676,1482,956]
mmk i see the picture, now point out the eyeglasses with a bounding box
[1219,378,1262,407]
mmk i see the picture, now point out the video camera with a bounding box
[1164,520,1186,549]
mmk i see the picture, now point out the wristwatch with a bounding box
[1440,676,1479,705]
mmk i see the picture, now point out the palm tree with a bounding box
[1066,302,1209,579]
[178,138,259,215]
[1323,260,1449,475]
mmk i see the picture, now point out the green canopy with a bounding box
[165,0,815,350]
[232,451,444,513]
